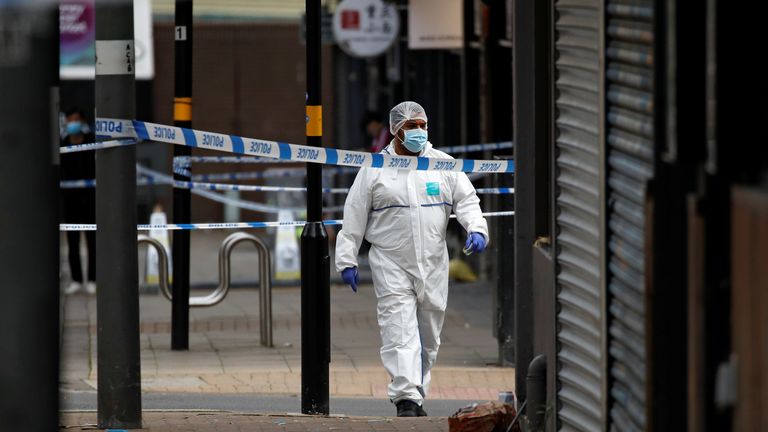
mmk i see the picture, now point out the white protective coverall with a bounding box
[335,140,489,405]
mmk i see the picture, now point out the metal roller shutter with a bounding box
[553,0,604,430]
[604,0,654,430]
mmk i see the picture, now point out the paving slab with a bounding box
[61,269,514,401]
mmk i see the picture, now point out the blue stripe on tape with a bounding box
[230,135,245,154]
[371,154,384,168]
[462,159,474,172]
[60,211,513,231]
[182,128,197,147]
[325,148,338,166]
[506,160,515,173]
[417,157,429,171]
[134,121,149,140]
[278,142,292,160]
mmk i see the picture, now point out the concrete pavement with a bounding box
[61,283,513,400]
[60,229,513,429]
[60,393,479,417]
[60,411,449,431]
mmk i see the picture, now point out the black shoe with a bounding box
[395,400,420,417]
[417,404,428,417]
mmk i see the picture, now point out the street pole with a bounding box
[95,1,142,428]
[495,155,515,366]
[301,0,330,415]
[172,0,193,351]
[0,3,59,430]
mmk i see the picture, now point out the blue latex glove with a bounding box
[463,232,487,255]
[341,267,359,292]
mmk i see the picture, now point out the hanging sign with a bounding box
[408,0,463,49]
[332,0,399,58]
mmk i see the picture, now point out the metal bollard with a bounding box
[138,232,273,347]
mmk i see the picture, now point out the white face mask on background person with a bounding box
[66,121,84,136]
[62,118,91,138]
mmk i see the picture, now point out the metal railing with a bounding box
[138,232,273,347]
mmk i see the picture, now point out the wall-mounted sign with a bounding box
[408,0,463,50]
[60,0,154,80]
[332,0,399,58]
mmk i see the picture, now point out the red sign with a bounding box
[340,10,360,30]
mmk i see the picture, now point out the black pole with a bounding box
[301,0,330,415]
[0,3,59,430]
[495,155,515,366]
[95,1,142,428]
[171,0,193,351]
[512,0,550,402]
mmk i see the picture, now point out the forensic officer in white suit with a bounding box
[335,101,489,417]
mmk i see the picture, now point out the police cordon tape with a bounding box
[60,176,515,195]
[60,137,139,153]
[192,184,346,213]
[192,168,492,182]
[59,211,516,232]
[135,164,345,214]
[171,141,513,165]
[172,181,514,195]
[94,118,515,174]
[192,167,357,182]
[60,176,160,189]
[175,155,296,164]
[440,141,513,154]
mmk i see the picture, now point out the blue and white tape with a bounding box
[60,138,138,154]
[476,187,515,195]
[174,181,514,195]
[60,176,160,189]
[135,164,346,214]
[199,168,492,182]
[440,141,513,154]
[94,118,135,140]
[60,176,515,196]
[60,220,341,232]
[174,181,350,194]
[175,155,295,164]
[193,167,357,182]
[60,179,97,189]
[174,141,513,164]
[59,211,515,231]
[95,118,515,174]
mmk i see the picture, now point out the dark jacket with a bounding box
[60,132,96,223]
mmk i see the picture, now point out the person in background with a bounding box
[361,111,393,153]
[336,101,489,417]
[61,107,96,295]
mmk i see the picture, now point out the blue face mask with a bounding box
[66,121,84,136]
[401,128,428,153]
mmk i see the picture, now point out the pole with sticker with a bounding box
[171,0,193,351]
[95,0,142,428]
[301,0,331,416]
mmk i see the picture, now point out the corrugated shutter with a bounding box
[605,0,654,431]
[553,0,604,430]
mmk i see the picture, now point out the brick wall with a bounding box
[152,22,335,221]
